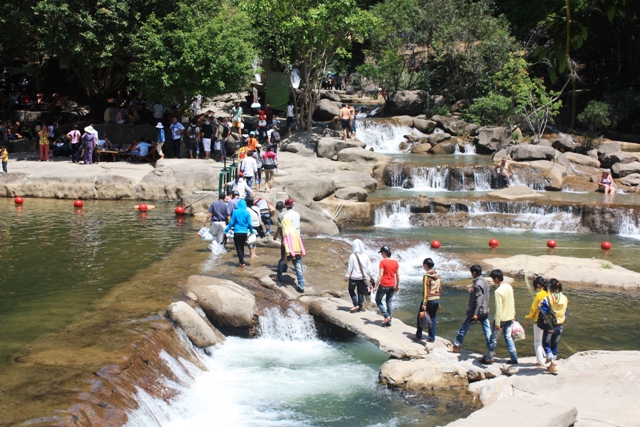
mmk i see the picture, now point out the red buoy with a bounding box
[489,238,499,248]
[547,240,557,249]
[430,240,441,249]
[14,196,24,205]
[74,199,83,208]
[138,203,148,212]
[175,206,185,215]
[601,241,612,250]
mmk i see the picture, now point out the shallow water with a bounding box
[0,199,188,365]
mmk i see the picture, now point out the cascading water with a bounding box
[386,165,494,191]
[358,119,421,153]
[374,200,412,228]
[467,201,582,232]
[412,166,450,190]
[473,170,493,191]
[619,210,640,238]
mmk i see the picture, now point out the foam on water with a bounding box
[374,201,412,228]
[358,120,422,153]
[619,211,640,239]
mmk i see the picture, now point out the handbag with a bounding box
[419,310,432,331]
[355,254,375,296]
[247,231,257,244]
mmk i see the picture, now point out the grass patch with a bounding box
[600,262,613,269]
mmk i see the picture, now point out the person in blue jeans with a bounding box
[448,265,492,362]
[374,245,400,327]
[486,269,518,364]
[414,258,441,342]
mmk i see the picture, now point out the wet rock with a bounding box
[492,149,508,161]
[428,132,451,145]
[619,173,640,187]
[410,143,432,154]
[552,135,576,152]
[565,152,601,168]
[135,160,220,200]
[296,204,340,235]
[476,127,511,154]
[281,132,320,157]
[412,118,437,134]
[384,90,426,116]
[313,99,341,121]
[316,137,366,159]
[432,115,467,135]
[528,161,566,191]
[379,359,469,391]
[601,151,637,168]
[276,174,336,206]
[464,123,480,136]
[322,128,342,138]
[334,186,368,202]
[185,276,258,336]
[166,301,225,348]
[487,186,544,200]
[510,144,556,161]
[392,115,415,127]
[320,90,342,102]
[430,140,458,155]
[331,171,377,192]
[337,148,392,163]
[612,161,640,178]
[312,198,372,228]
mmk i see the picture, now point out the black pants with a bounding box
[172,138,182,158]
[233,233,248,265]
[416,300,440,340]
[497,175,509,189]
[348,279,365,309]
[71,143,81,163]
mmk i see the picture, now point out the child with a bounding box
[1,146,7,173]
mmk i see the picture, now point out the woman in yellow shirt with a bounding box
[540,279,568,374]
[38,126,50,161]
[525,276,549,366]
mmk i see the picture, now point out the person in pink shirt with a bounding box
[66,125,82,163]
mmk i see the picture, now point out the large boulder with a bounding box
[166,301,225,348]
[410,143,432,154]
[313,99,341,121]
[295,204,339,235]
[412,118,437,134]
[281,132,320,157]
[510,144,556,161]
[337,148,391,163]
[543,163,567,191]
[331,171,377,192]
[476,127,511,154]
[612,161,640,178]
[427,132,451,145]
[565,152,601,168]
[316,137,366,159]
[185,276,257,336]
[596,141,621,166]
[430,140,459,155]
[379,358,469,391]
[276,174,336,206]
[334,186,368,202]
[619,173,640,187]
[464,123,481,136]
[320,90,342,102]
[135,160,220,200]
[551,135,576,152]
[384,91,426,116]
[600,151,638,168]
[431,115,467,135]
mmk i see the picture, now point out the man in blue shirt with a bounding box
[169,116,184,158]
[156,122,166,159]
[205,193,232,244]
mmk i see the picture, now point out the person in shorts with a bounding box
[339,104,351,141]
[230,101,244,139]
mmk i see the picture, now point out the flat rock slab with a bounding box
[487,185,544,200]
[483,254,640,290]
[308,297,429,359]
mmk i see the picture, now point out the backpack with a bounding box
[271,130,281,142]
[536,297,558,331]
[188,125,198,142]
[221,125,229,138]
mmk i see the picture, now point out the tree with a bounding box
[244,0,374,130]
[577,100,611,149]
[128,0,255,106]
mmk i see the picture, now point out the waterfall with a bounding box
[464,142,476,154]
[387,165,495,191]
[412,166,450,190]
[358,119,421,153]
[374,201,412,228]
[259,307,317,341]
[467,201,582,232]
[511,171,546,191]
[473,170,493,191]
[619,210,640,238]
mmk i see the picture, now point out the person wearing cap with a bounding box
[374,245,400,326]
[274,198,304,291]
[81,126,98,165]
[228,189,241,211]
[155,122,165,160]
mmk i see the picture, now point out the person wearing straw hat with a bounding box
[155,122,165,159]
[81,126,98,165]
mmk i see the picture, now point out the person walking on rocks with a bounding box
[494,158,513,189]
[339,104,351,141]
[541,279,568,374]
[345,239,376,313]
[155,122,166,160]
[348,104,357,140]
[170,116,185,158]
[205,193,232,245]
[414,258,441,342]
[261,145,277,192]
[224,199,253,268]
[486,269,518,365]
[230,102,244,139]
[274,198,305,292]
[448,265,492,358]
[525,276,549,366]
[374,245,400,326]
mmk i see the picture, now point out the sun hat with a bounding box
[84,125,95,133]
[155,122,164,129]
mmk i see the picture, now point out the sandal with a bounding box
[349,307,361,313]
[446,343,461,353]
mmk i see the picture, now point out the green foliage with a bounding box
[577,100,611,146]
[129,0,255,105]
[244,0,374,129]
[465,94,513,127]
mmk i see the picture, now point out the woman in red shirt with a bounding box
[374,245,400,326]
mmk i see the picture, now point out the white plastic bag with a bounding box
[511,320,526,341]
[251,102,261,109]
[198,226,214,242]
[247,231,257,244]
[198,226,209,237]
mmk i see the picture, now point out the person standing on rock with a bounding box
[224,199,254,268]
[486,269,518,365]
[339,104,351,141]
[66,125,81,163]
[81,126,97,165]
[525,276,550,366]
[170,116,185,158]
[374,245,400,326]
[345,239,376,313]
[230,101,244,139]
[287,102,295,133]
[205,193,232,245]
[448,265,492,358]
[414,258,441,343]
[348,104,357,140]
[155,122,166,160]
[494,158,513,189]
[261,145,277,192]
[274,198,305,292]
[541,279,568,374]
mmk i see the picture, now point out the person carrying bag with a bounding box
[344,239,376,313]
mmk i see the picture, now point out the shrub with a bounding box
[577,100,611,150]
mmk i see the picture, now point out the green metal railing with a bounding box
[219,161,238,195]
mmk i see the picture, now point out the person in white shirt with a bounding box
[286,102,295,132]
[344,239,376,312]
[232,176,252,199]
[240,152,258,188]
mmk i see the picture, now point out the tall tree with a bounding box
[244,0,374,130]
[128,0,255,105]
